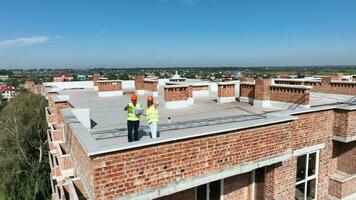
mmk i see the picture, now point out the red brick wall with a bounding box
[164,87,188,101]
[291,110,336,200]
[135,75,145,90]
[255,79,270,101]
[334,110,356,138]
[335,141,356,174]
[155,188,195,200]
[98,81,122,92]
[240,77,254,82]
[188,86,193,98]
[91,122,292,199]
[191,85,208,91]
[93,74,100,86]
[270,86,310,105]
[223,172,252,200]
[329,176,356,199]
[291,110,334,150]
[63,121,95,195]
[265,158,296,200]
[239,84,255,98]
[144,81,158,91]
[275,76,356,96]
[218,84,235,97]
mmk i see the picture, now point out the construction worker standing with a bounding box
[145,96,159,139]
[124,94,142,142]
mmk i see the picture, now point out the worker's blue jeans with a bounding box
[149,123,157,138]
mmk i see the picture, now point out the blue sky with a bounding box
[1,0,356,68]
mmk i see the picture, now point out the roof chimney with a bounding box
[188,86,194,105]
[135,75,145,95]
[144,78,158,97]
[254,79,271,107]
[93,74,101,91]
[217,82,236,103]
[164,85,189,109]
[97,80,123,97]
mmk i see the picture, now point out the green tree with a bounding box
[4,78,20,88]
[0,92,50,200]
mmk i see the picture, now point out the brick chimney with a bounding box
[217,82,236,103]
[188,86,194,105]
[240,77,254,82]
[254,79,271,107]
[135,75,145,95]
[93,73,101,91]
[97,80,123,97]
[144,79,158,97]
[164,85,189,109]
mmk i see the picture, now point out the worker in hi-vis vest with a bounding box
[124,94,142,142]
[145,96,159,139]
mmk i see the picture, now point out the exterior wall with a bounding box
[239,83,255,98]
[155,188,195,200]
[218,84,235,97]
[275,77,356,96]
[191,85,209,91]
[335,141,356,174]
[144,81,158,91]
[91,122,292,199]
[292,110,336,200]
[63,121,95,196]
[97,81,122,92]
[135,75,145,90]
[188,86,193,98]
[223,172,252,200]
[334,110,356,139]
[270,85,310,105]
[329,176,356,199]
[240,77,254,82]
[265,158,296,200]
[164,87,188,101]
[254,79,270,101]
[93,74,101,86]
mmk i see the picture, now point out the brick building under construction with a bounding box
[42,74,356,200]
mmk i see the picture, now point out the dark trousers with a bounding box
[127,120,139,142]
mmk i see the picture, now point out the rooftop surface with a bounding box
[57,84,356,156]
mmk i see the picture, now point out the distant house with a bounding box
[0,75,9,81]
[76,75,86,81]
[0,86,16,100]
[53,72,74,82]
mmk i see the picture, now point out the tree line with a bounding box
[0,92,51,199]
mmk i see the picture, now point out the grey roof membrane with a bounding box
[58,88,356,156]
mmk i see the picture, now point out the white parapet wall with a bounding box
[164,100,189,109]
[239,96,254,104]
[217,97,236,103]
[122,80,135,90]
[44,81,94,90]
[192,90,210,97]
[209,83,218,93]
[98,91,123,97]
[188,97,194,105]
[136,90,145,95]
[253,100,310,110]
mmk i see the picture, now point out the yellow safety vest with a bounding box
[127,103,141,121]
[146,105,158,125]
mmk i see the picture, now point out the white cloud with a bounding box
[0,36,50,47]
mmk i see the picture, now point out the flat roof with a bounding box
[56,85,356,156]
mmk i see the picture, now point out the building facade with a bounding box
[43,76,356,200]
